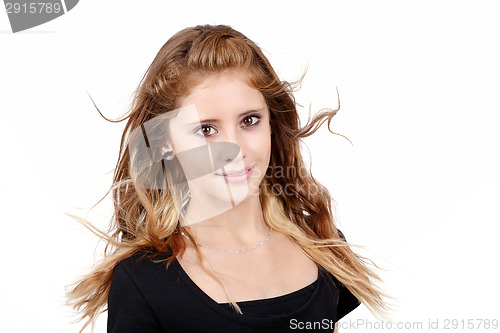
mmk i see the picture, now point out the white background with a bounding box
[1,1,499,332]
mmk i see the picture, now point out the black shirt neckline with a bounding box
[172,258,325,326]
[219,278,317,308]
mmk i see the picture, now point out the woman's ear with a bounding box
[161,145,175,160]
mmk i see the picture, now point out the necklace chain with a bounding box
[180,226,272,254]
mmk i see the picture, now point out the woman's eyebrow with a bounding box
[186,108,265,126]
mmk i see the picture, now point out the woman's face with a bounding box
[166,70,272,221]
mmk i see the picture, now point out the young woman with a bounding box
[68,24,388,332]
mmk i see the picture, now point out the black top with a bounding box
[217,278,317,316]
[108,242,360,332]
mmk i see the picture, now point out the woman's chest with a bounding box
[177,232,318,303]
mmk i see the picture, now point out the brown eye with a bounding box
[201,126,211,135]
[194,125,217,137]
[242,115,261,127]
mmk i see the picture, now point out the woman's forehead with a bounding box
[177,71,267,119]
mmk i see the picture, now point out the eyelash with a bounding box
[194,114,261,137]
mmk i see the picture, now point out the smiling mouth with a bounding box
[216,167,251,177]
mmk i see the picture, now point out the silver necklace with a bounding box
[180,226,272,254]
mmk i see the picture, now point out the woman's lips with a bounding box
[216,166,253,183]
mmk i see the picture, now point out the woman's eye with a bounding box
[242,115,261,127]
[195,125,217,137]
[194,115,260,137]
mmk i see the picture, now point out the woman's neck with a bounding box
[180,194,270,249]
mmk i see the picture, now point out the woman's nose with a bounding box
[212,129,245,163]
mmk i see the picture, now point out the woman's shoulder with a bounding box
[108,249,179,332]
[112,248,177,289]
[115,249,172,267]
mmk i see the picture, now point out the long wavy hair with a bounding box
[67,24,390,332]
